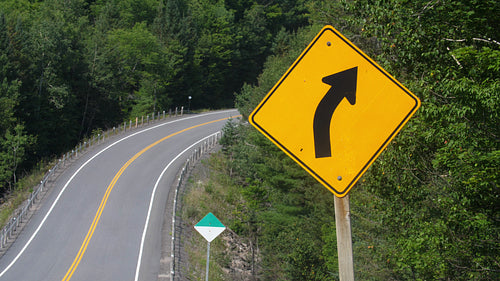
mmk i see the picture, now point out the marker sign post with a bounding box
[194,213,226,281]
[249,25,420,280]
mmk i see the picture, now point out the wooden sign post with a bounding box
[334,195,354,280]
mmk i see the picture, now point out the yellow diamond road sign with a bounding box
[249,25,421,197]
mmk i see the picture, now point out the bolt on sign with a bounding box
[249,25,421,197]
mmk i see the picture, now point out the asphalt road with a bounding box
[0,110,239,281]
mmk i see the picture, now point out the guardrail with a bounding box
[0,161,58,248]
[0,107,185,250]
[170,131,223,281]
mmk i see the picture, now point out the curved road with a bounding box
[0,110,239,281]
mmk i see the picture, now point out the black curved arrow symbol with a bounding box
[313,67,358,158]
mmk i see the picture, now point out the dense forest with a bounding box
[0,0,308,192]
[0,0,498,280]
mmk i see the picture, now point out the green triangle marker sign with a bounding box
[194,213,226,242]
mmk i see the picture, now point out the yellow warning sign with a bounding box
[249,25,420,197]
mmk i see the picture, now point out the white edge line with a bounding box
[0,110,236,278]
[134,132,220,281]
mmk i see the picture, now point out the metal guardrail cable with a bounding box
[170,131,222,280]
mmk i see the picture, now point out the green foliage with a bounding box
[235,25,321,118]
[106,21,174,117]
[0,77,19,134]
[0,125,33,193]
[0,11,33,193]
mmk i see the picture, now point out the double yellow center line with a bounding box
[62,115,239,281]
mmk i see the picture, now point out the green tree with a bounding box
[8,0,90,158]
[107,22,176,117]
[90,0,159,28]
[0,11,32,192]
[189,0,239,108]
[0,125,32,191]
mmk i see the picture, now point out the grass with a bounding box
[180,154,244,281]
[0,159,55,229]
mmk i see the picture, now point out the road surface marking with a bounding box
[134,132,223,281]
